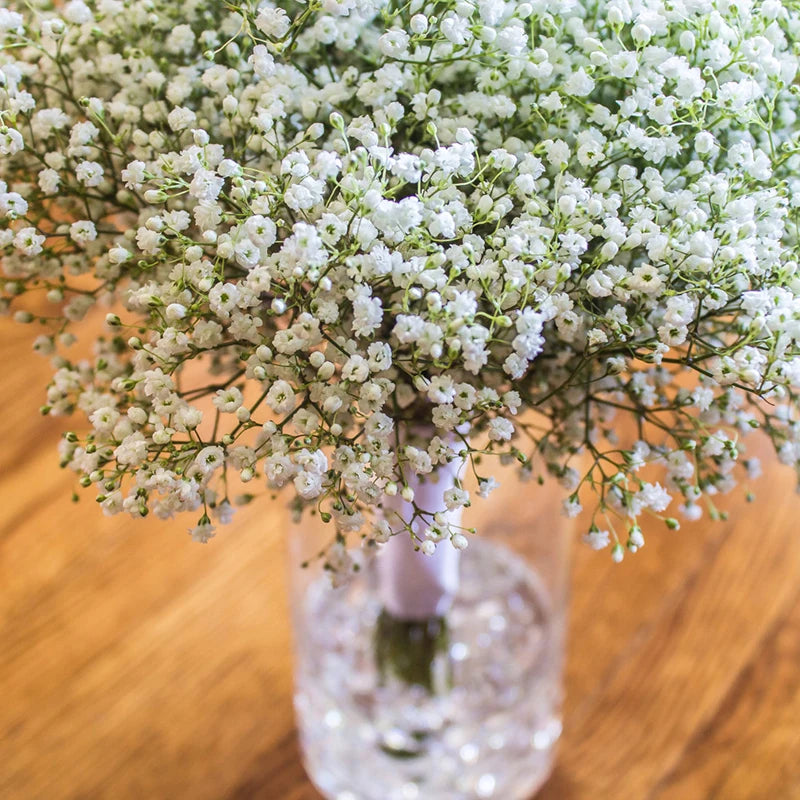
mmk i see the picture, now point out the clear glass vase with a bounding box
[289,463,572,800]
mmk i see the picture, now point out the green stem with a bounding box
[374,608,452,696]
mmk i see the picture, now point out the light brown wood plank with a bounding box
[649,591,800,800]
[539,457,800,799]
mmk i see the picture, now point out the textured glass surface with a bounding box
[293,538,565,800]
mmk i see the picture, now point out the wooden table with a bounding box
[3,313,800,800]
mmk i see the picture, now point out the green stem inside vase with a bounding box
[374,608,452,695]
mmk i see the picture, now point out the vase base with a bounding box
[293,539,564,800]
[304,755,557,800]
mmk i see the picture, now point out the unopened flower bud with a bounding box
[451,533,469,550]
[408,12,426,32]
[317,361,336,380]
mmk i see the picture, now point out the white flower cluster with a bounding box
[3,0,800,565]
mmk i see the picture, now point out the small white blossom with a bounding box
[265,380,295,415]
[189,518,216,543]
[584,529,611,550]
[75,161,104,187]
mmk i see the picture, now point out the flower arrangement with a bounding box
[2,0,800,571]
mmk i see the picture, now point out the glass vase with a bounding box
[289,461,572,800]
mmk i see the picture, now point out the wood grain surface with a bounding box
[2,311,800,800]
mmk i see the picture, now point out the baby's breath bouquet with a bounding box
[3,0,800,575]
